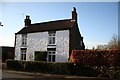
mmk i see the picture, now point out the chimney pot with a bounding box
[72,7,77,22]
[72,7,76,12]
[24,15,31,27]
[26,15,30,19]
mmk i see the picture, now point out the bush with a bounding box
[6,60,98,77]
[34,51,47,61]
[70,50,120,66]
[6,59,25,71]
[92,66,120,79]
[70,50,120,79]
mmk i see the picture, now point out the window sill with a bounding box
[21,45,27,48]
[47,44,56,46]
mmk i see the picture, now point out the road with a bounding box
[2,70,45,79]
[1,70,113,80]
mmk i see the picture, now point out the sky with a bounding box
[0,2,118,49]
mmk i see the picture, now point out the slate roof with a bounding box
[16,19,75,34]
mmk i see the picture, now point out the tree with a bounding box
[96,34,120,50]
[108,34,119,50]
[96,44,108,50]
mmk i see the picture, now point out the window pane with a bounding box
[51,37,53,44]
[53,33,55,36]
[24,54,26,60]
[21,50,26,60]
[49,37,52,44]
[53,37,55,44]
[48,32,55,45]
[21,54,26,60]
[49,37,55,44]
[49,34,52,36]
[53,52,55,55]
[21,54,23,60]
[48,55,51,61]
[22,34,27,46]
[52,55,55,62]
[47,49,56,62]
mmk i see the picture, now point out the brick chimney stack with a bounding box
[72,7,77,22]
[24,15,31,27]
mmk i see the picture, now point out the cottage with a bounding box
[14,7,85,62]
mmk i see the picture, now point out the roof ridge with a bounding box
[16,18,74,34]
[31,19,71,25]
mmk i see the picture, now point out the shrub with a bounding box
[6,60,98,77]
[6,59,25,71]
[70,50,120,66]
[92,66,120,79]
[70,50,120,79]
[34,51,47,61]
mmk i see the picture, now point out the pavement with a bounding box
[2,70,84,78]
[2,70,115,80]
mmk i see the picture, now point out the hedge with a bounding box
[70,50,120,66]
[6,59,98,77]
[6,59,120,78]
[70,50,120,78]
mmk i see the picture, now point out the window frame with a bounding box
[47,50,56,62]
[48,31,56,45]
[21,49,26,60]
[21,34,27,46]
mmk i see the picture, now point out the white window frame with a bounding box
[21,50,26,60]
[47,51,56,62]
[22,34,27,46]
[48,31,56,45]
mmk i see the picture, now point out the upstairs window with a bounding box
[48,31,56,45]
[22,34,27,46]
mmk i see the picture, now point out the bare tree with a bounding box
[96,34,120,50]
[96,44,108,50]
[108,34,119,50]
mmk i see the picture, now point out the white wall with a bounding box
[56,30,69,62]
[27,32,48,61]
[15,34,22,60]
[15,30,69,62]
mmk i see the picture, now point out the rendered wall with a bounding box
[15,30,69,62]
[55,30,69,62]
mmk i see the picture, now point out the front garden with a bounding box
[6,50,120,79]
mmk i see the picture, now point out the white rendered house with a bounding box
[14,7,85,62]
